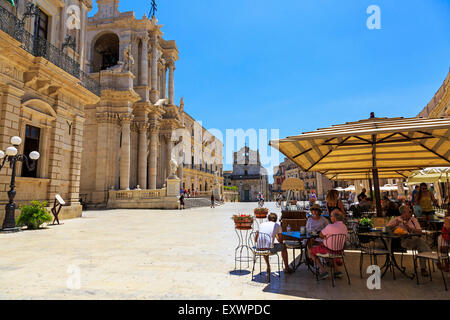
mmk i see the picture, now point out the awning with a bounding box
[407,167,450,184]
[270,116,450,180]
[270,114,450,216]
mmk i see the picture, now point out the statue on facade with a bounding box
[123,44,135,72]
[169,158,178,179]
[179,97,184,112]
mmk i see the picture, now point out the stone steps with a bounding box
[184,198,212,209]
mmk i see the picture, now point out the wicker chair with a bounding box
[249,232,281,283]
[315,233,351,287]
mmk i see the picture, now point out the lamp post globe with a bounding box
[0,138,39,233]
[29,151,40,161]
[10,136,22,146]
[5,146,18,157]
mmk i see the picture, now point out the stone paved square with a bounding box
[1,202,449,300]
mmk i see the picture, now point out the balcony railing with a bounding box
[0,6,100,96]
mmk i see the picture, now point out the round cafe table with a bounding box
[358,229,422,280]
[282,231,319,274]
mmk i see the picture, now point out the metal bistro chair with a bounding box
[346,220,360,249]
[412,237,450,291]
[357,232,391,279]
[249,232,281,283]
[315,233,351,287]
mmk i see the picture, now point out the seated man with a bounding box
[255,213,293,279]
[386,204,432,277]
[310,209,348,280]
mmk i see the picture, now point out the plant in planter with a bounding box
[358,217,374,232]
[254,207,268,218]
[17,200,52,230]
[232,214,254,230]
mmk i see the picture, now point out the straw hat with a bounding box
[310,204,322,213]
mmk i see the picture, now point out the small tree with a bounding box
[17,200,52,230]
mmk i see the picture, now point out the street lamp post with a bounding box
[0,136,40,232]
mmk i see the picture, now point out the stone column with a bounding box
[148,123,159,189]
[120,114,133,190]
[68,116,85,204]
[140,38,149,87]
[138,123,148,189]
[150,36,159,103]
[165,133,173,179]
[168,60,175,105]
[79,3,87,71]
[162,65,167,99]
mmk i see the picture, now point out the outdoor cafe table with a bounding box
[282,231,319,274]
[358,229,423,280]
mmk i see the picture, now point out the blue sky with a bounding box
[90,0,450,181]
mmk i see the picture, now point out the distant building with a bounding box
[229,147,269,202]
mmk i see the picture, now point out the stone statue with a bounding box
[169,158,178,178]
[123,44,135,72]
[179,97,184,112]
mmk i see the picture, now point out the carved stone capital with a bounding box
[96,112,119,124]
[137,122,149,132]
[119,113,134,125]
[149,121,159,134]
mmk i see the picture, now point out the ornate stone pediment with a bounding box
[21,98,57,121]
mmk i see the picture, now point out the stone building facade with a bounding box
[228,146,269,202]
[80,0,223,207]
[176,112,223,195]
[0,0,100,222]
[418,70,449,118]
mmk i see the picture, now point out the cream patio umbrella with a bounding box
[281,178,305,206]
[407,167,450,204]
[269,114,450,216]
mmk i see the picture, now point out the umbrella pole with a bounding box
[371,134,383,217]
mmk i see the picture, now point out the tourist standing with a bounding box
[415,183,438,221]
[210,194,215,208]
[326,189,346,215]
[179,193,185,210]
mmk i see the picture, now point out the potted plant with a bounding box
[232,214,254,230]
[358,217,374,233]
[254,207,268,219]
[17,200,52,230]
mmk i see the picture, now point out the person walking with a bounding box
[179,193,185,210]
[210,193,215,208]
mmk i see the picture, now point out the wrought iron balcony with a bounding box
[0,6,100,96]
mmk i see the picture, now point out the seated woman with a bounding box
[306,204,329,263]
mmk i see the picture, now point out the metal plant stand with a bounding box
[234,227,253,273]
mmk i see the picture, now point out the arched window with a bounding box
[92,33,120,72]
